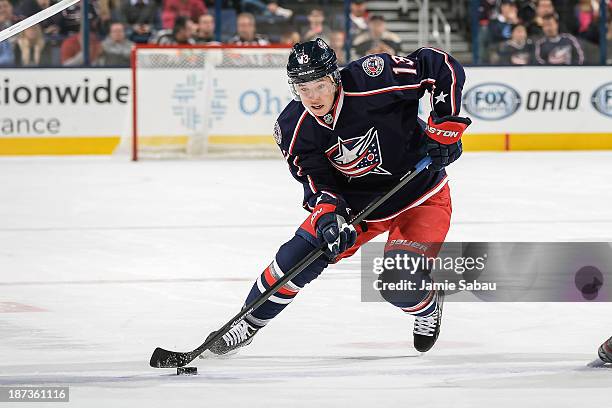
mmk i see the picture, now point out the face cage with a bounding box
[288,69,342,101]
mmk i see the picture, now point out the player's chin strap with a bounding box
[149,155,433,369]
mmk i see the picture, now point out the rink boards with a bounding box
[0,66,611,155]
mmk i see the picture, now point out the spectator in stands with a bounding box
[531,0,575,36]
[0,0,17,66]
[154,15,195,44]
[162,0,207,29]
[120,0,158,43]
[352,15,401,58]
[574,0,599,42]
[98,22,133,65]
[265,1,293,20]
[59,4,82,35]
[488,0,520,44]
[607,14,612,65]
[535,13,584,64]
[60,30,103,66]
[15,0,61,34]
[301,8,332,43]
[98,0,122,36]
[229,12,270,45]
[14,24,54,66]
[240,0,293,22]
[552,0,580,36]
[536,0,556,21]
[350,0,369,37]
[496,24,535,64]
[279,30,300,45]
[0,0,17,31]
[329,30,346,65]
[0,34,13,65]
[58,3,100,36]
[194,14,218,43]
[186,18,198,38]
[477,0,498,63]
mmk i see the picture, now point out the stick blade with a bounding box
[150,347,193,368]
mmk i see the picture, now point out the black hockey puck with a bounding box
[177,366,198,375]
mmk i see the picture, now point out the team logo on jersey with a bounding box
[463,83,521,120]
[362,56,385,77]
[591,82,612,118]
[325,127,390,178]
[548,46,572,65]
[273,121,282,144]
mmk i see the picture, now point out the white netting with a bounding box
[131,46,292,160]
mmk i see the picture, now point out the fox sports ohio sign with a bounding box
[591,82,612,118]
[462,83,521,120]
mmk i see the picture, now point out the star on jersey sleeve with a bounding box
[342,49,465,117]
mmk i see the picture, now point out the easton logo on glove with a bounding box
[425,124,461,139]
[425,113,472,145]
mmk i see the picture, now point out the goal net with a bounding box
[130,45,292,160]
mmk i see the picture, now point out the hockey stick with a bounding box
[0,0,81,43]
[150,155,433,368]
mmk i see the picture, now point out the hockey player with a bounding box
[204,38,471,356]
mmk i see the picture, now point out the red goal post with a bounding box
[130,44,292,161]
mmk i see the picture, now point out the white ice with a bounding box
[0,152,611,408]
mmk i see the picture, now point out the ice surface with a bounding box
[0,152,611,407]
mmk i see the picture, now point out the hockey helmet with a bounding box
[287,38,341,100]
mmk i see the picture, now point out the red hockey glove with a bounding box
[424,113,471,171]
[425,113,471,144]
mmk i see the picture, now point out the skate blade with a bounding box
[198,349,240,360]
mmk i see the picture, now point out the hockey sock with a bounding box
[398,288,439,317]
[243,235,329,328]
[243,259,301,328]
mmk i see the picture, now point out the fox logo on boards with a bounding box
[591,82,612,117]
[463,83,521,120]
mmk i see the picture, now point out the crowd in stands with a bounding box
[479,0,612,64]
[0,0,609,66]
[0,0,411,67]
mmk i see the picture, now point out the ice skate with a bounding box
[199,320,259,358]
[413,290,444,353]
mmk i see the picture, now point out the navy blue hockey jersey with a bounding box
[274,48,466,221]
